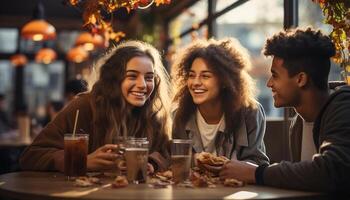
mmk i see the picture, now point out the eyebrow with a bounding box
[189,70,213,74]
[126,70,154,75]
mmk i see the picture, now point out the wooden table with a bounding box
[0,172,327,200]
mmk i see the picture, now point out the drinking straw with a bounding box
[72,109,80,137]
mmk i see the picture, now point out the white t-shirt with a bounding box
[196,109,225,155]
[301,120,316,161]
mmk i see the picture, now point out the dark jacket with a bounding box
[19,93,169,172]
[263,86,350,192]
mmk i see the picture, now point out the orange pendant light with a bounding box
[35,48,57,64]
[21,19,56,41]
[75,32,104,51]
[10,54,28,66]
[67,46,89,63]
[21,2,56,41]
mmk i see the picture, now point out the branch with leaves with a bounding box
[67,0,171,43]
[312,0,350,65]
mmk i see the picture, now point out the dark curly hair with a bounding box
[172,38,257,136]
[263,27,336,90]
[263,27,335,90]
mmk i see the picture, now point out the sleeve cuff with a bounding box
[255,163,268,185]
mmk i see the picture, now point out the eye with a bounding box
[201,74,211,79]
[125,73,137,79]
[145,75,154,82]
[188,72,195,79]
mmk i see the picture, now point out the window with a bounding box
[299,0,342,82]
[216,0,284,118]
[0,60,14,114]
[169,0,208,47]
[0,28,18,53]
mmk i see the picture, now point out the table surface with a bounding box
[0,172,327,200]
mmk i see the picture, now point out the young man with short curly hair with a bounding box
[219,27,350,192]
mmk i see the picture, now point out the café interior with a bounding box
[0,0,348,199]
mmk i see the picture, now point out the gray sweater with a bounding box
[263,86,350,192]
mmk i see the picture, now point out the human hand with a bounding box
[219,159,257,184]
[147,163,155,175]
[87,144,120,171]
[201,163,224,174]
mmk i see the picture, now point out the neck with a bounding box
[295,89,329,122]
[198,101,223,124]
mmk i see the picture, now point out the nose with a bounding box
[266,77,272,88]
[192,76,202,86]
[136,76,146,89]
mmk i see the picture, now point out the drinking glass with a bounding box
[64,134,89,179]
[171,139,192,184]
[125,138,149,184]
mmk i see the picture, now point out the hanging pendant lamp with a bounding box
[75,32,104,51]
[10,54,28,66]
[35,47,57,64]
[21,2,56,41]
[67,46,89,63]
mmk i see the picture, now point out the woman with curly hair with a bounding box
[20,40,172,173]
[171,38,269,168]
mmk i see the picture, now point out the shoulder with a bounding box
[243,101,266,121]
[331,85,350,101]
[58,92,94,118]
[322,86,350,114]
[315,86,350,132]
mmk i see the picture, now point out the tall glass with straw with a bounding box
[64,110,89,179]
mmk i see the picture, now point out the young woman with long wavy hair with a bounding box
[20,40,172,173]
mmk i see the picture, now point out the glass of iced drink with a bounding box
[64,134,89,179]
[171,139,192,184]
[125,138,149,184]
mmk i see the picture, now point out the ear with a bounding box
[296,72,308,87]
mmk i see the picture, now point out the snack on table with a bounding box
[74,176,102,187]
[155,170,173,181]
[112,176,128,188]
[223,178,244,187]
[196,152,229,166]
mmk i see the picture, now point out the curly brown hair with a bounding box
[263,27,336,90]
[89,40,171,155]
[172,38,257,135]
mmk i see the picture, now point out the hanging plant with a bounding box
[312,0,350,63]
[66,0,171,43]
[312,0,350,83]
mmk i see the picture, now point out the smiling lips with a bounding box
[130,91,147,99]
[271,90,277,98]
[192,88,206,94]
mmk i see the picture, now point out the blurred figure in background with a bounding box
[39,79,88,127]
[0,94,14,134]
[64,79,88,103]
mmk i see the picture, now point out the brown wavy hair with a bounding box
[89,40,171,153]
[172,38,257,135]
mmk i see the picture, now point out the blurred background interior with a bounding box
[0,0,344,174]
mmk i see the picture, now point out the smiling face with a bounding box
[121,56,155,107]
[187,57,221,107]
[266,57,301,108]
